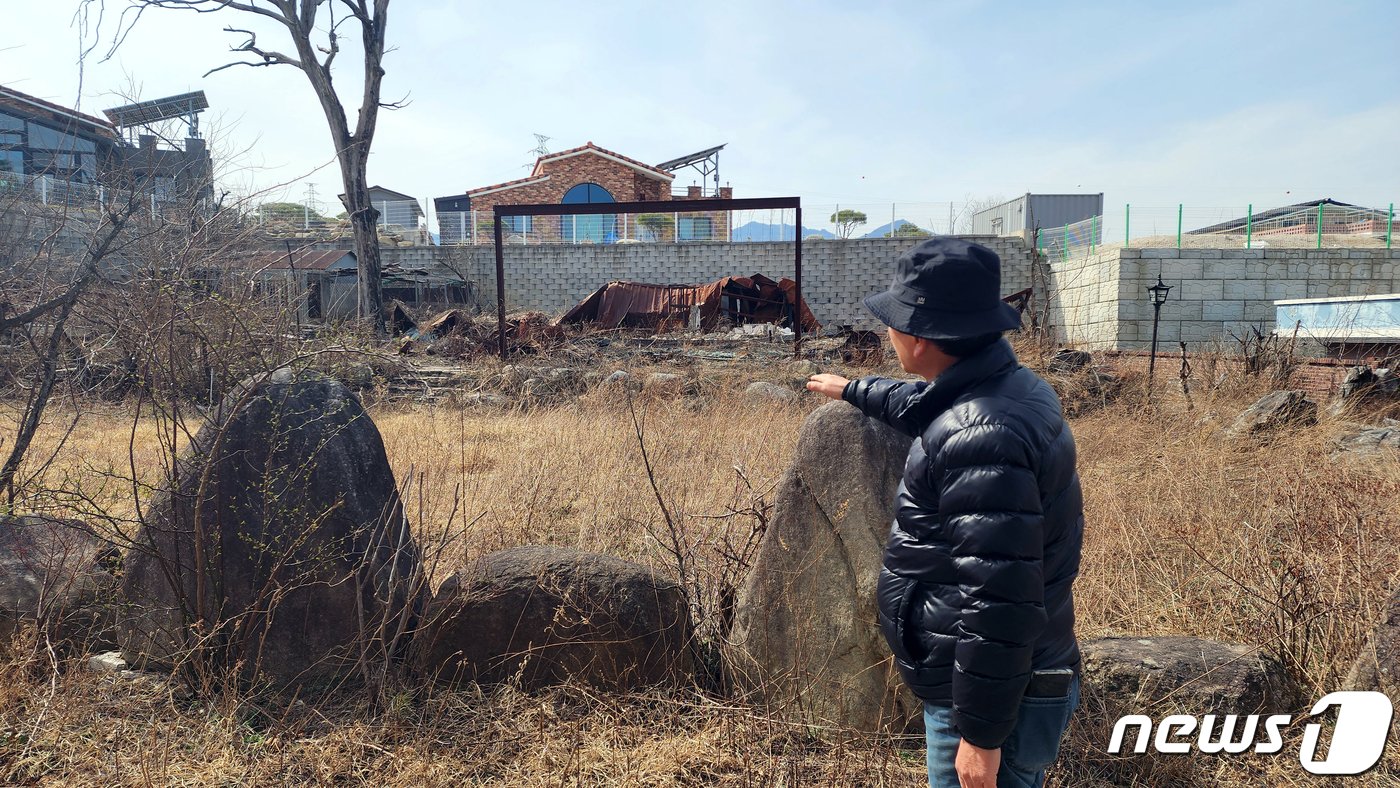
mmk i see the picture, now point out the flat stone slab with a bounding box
[1081,636,1298,713]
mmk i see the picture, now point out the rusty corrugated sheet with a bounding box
[557,274,820,333]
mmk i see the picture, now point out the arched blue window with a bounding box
[561,183,615,243]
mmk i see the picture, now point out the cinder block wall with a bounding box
[2,208,130,272]
[383,236,1039,330]
[1047,246,1400,351]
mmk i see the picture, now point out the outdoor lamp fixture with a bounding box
[1146,275,1173,389]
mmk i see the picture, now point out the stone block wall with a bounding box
[1121,248,1400,350]
[1046,246,1400,351]
[381,235,1039,331]
[1045,247,1120,349]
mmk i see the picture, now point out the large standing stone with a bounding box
[728,400,917,732]
[417,546,693,691]
[0,515,118,651]
[1226,390,1318,438]
[1345,588,1400,703]
[120,369,423,687]
[1080,637,1298,712]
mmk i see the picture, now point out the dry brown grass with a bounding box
[2,349,1398,786]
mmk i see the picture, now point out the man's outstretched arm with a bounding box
[807,373,929,437]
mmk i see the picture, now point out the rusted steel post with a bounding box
[794,203,803,357]
[495,211,506,360]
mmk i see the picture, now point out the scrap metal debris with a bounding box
[556,274,820,333]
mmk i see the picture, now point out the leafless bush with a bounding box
[1231,321,1301,387]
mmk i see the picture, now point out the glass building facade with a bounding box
[0,108,113,183]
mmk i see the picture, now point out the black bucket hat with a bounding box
[863,237,1022,340]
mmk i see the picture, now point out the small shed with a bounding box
[340,186,427,243]
[243,248,358,321]
[971,193,1104,240]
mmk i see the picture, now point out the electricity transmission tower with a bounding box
[525,133,551,168]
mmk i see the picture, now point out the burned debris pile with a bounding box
[557,274,819,334]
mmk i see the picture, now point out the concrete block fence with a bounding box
[1047,247,1400,351]
[367,238,1397,353]
[381,236,1040,331]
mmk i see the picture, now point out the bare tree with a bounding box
[0,184,147,504]
[98,0,396,335]
[953,194,1008,234]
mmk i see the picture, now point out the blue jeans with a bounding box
[923,677,1079,788]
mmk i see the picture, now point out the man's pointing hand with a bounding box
[806,373,849,400]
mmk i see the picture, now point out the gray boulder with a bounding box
[744,381,798,404]
[1226,390,1317,438]
[644,372,685,393]
[1345,588,1400,703]
[1333,425,1400,460]
[497,365,527,388]
[456,392,508,409]
[1340,365,1378,400]
[417,545,694,691]
[0,515,119,651]
[1081,637,1298,712]
[1339,366,1397,403]
[88,651,128,673]
[1049,348,1093,373]
[729,401,917,732]
[120,369,423,687]
[786,360,821,385]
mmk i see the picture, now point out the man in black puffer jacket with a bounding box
[807,238,1083,788]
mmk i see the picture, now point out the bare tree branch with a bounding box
[99,0,394,335]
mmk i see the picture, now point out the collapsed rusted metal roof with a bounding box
[243,249,356,271]
[557,274,820,333]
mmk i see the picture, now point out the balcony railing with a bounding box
[0,171,188,218]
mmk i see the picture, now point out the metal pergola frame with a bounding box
[493,196,803,360]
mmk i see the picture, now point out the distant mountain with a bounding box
[861,219,922,238]
[730,221,835,242]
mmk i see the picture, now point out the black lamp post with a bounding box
[1146,275,1172,387]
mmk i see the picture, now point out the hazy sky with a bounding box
[4,0,1398,232]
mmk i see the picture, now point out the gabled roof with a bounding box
[464,173,552,198]
[244,249,357,271]
[1188,198,1385,234]
[532,142,674,182]
[339,186,424,219]
[365,185,416,202]
[0,84,120,141]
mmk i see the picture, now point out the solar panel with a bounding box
[104,91,209,127]
[656,144,726,172]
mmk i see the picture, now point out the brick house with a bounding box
[435,141,733,244]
